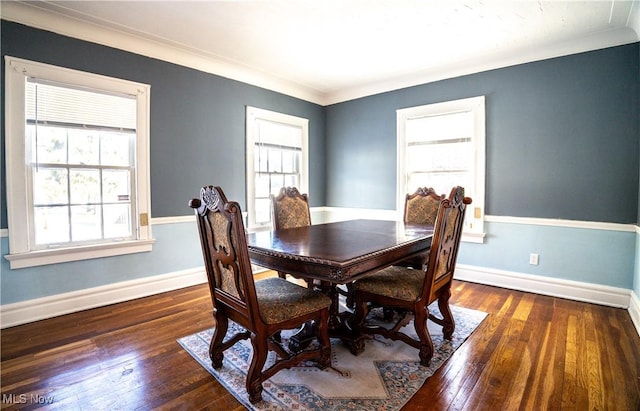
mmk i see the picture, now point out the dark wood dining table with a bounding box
[247,219,434,349]
[247,219,433,283]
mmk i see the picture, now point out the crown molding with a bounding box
[2,1,639,106]
[0,1,328,105]
[325,26,639,105]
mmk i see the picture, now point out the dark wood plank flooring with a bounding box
[2,277,639,410]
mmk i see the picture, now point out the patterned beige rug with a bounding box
[178,304,486,410]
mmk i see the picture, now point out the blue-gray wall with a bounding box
[1,19,639,307]
[635,42,640,298]
[323,43,639,295]
[0,20,327,228]
[0,21,326,304]
[325,43,639,224]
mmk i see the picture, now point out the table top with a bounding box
[247,219,433,283]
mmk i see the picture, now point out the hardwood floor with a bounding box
[2,276,639,410]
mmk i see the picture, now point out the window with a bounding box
[397,96,485,242]
[246,106,308,230]
[4,56,153,268]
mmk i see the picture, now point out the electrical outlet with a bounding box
[529,253,539,265]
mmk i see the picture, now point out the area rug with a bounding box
[178,304,487,410]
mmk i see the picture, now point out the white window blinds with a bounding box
[26,79,136,130]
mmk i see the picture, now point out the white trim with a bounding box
[4,56,153,269]
[318,206,485,243]
[2,261,636,330]
[149,209,486,244]
[152,216,638,232]
[319,206,398,223]
[5,214,631,237]
[455,264,631,308]
[629,291,640,338]
[396,96,486,240]
[322,28,638,105]
[0,1,325,105]
[461,231,486,244]
[4,239,155,269]
[245,106,309,231]
[486,215,636,232]
[153,211,327,227]
[0,267,207,329]
[627,0,640,39]
[151,215,195,225]
[317,210,637,233]
[2,2,637,106]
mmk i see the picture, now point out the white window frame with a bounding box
[397,96,486,243]
[4,56,153,268]
[246,106,309,231]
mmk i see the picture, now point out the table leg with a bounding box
[287,282,355,352]
[288,320,314,352]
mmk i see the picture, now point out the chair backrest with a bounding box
[422,186,472,301]
[189,186,260,328]
[271,187,312,230]
[404,187,445,225]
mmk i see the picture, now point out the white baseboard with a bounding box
[455,264,631,308]
[2,263,637,336]
[0,268,207,329]
[457,264,640,337]
[629,291,640,338]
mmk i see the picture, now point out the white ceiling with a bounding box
[2,1,639,105]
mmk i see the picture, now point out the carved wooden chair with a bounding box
[349,186,471,366]
[189,186,331,403]
[271,186,312,231]
[399,187,446,269]
[270,187,312,281]
[271,186,353,306]
[404,186,445,225]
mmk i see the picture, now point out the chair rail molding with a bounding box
[485,215,636,232]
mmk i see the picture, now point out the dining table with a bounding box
[246,218,434,351]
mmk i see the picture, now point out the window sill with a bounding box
[5,239,155,269]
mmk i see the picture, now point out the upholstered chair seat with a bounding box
[350,186,471,367]
[353,266,424,301]
[255,277,331,324]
